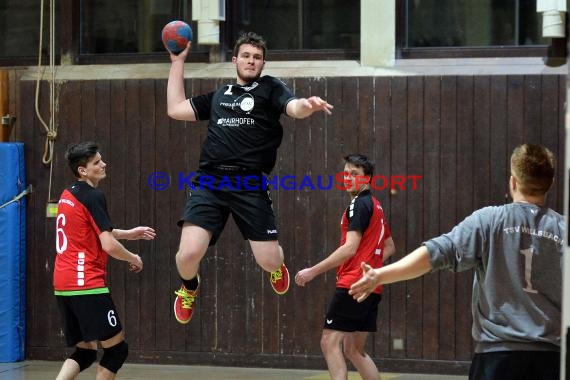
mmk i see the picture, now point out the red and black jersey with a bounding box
[336,190,391,294]
[53,180,113,294]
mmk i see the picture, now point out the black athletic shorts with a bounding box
[178,188,278,245]
[323,288,382,332]
[469,350,560,380]
[56,293,123,346]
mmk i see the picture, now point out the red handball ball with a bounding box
[161,20,193,54]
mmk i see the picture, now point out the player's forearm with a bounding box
[287,96,332,119]
[112,229,130,240]
[379,246,432,284]
[105,239,139,264]
[287,98,313,119]
[167,60,190,120]
[313,244,357,276]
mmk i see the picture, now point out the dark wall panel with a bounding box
[438,76,458,361]
[421,76,441,361]
[19,74,565,375]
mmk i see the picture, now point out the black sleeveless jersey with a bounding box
[190,75,296,174]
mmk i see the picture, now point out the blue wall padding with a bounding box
[0,142,26,362]
[0,143,25,203]
[0,202,26,362]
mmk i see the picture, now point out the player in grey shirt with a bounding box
[350,143,563,380]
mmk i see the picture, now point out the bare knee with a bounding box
[175,247,203,264]
[250,241,283,272]
[255,254,282,272]
[342,334,369,362]
[343,342,363,361]
[176,225,211,268]
[320,333,337,356]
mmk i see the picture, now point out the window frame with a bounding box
[395,0,550,59]
[66,0,359,65]
[220,1,360,62]
[68,0,210,64]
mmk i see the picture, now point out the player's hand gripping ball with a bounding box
[161,20,193,54]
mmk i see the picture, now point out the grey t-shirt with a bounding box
[425,202,564,353]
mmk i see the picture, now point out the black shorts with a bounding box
[469,350,560,380]
[324,288,382,332]
[56,293,123,346]
[178,188,278,245]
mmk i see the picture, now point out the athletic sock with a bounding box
[182,276,199,291]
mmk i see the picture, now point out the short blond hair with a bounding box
[510,144,555,196]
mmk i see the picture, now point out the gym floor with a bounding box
[0,360,468,379]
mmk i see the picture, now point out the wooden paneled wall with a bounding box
[17,74,565,374]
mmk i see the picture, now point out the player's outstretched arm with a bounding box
[112,226,156,241]
[167,42,198,121]
[349,246,432,302]
[286,96,333,119]
[295,231,361,287]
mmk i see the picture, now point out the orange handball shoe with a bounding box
[173,275,200,324]
[269,263,290,295]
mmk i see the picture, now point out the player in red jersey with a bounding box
[295,154,395,380]
[54,142,155,380]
